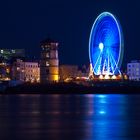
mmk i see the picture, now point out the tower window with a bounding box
[46,53,50,58]
[46,61,49,66]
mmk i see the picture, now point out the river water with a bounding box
[0,94,140,140]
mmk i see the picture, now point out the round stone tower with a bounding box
[40,38,59,83]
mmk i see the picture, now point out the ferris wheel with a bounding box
[89,12,124,76]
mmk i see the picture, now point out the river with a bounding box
[0,94,140,140]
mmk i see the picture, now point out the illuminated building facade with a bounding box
[12,59,40,83]
[0,49,25,63]
[0,62,10,81]
[12,59,23,81]
[40,39,59,83]
[0,49,25,81]
[24,62,40,82]
[127,60,140,81]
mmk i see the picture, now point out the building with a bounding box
[59,65,78,81]
[0,49,25,63]
[59,65,89,82]
[40,39,59,83]
[0,62,10,81]
[12,59,23,81]
[127,60,140,81]
[12,59,40,83]
[0,49,25,81]
[24,62,40,82]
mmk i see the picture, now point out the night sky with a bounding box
[0,0,140,69]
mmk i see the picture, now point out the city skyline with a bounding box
[0,0,140,68]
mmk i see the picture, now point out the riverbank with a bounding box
[2,81,140,94]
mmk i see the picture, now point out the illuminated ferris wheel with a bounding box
[89,12,124,76]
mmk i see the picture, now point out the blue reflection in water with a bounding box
[96,94,107,115]
[91,94,127,140]
[99,110,106,115]
[84,94,128,140]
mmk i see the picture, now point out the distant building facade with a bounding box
[59,65,89,81]
[12,59,40,83]
[0,49,25,63]
[0,62,10,81]
[40,39,59,83]
[0,49,25,81]
[127,60,140,81]
[59,65,78,81]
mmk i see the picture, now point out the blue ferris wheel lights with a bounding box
[89,12,124,76]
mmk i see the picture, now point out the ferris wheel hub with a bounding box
[99,43,104,51]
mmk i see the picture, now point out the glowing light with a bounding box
[112,75,116,79]
[98,95,106,98]
[3,77,10,81]
[17,67,20,71]
[104,74,110,79]
[37,78,40,82]
[99,110,106,115]
[1,50,3,53]
[6,68,10,73]
[99,43,104,51]
[53,75,59,81]
[124,74,128,80]
[99,75,104,79]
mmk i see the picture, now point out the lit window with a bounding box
[46,53,50,58]
[12,50,15,53]
[46,61,49,66]
[17,67,20,71]
[1,50,3,53]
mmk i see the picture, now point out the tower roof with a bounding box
[40,38,58,45]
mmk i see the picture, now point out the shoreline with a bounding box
[1,81,140,94]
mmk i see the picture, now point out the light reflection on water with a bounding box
[0,94,140,140]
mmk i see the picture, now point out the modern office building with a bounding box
[0,49,25,62]
[40,39,59,83]
[127,60,140,81]
[12,59,40,83]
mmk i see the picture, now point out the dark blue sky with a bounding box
[0,0,140,68]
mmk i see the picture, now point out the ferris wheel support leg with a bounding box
[93,51,102,75]
[88,63,94,78]
[103,59,107,75]
[107,52,110,74]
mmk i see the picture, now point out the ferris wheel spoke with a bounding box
[110,53,121,75]
[93,51,103,75]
